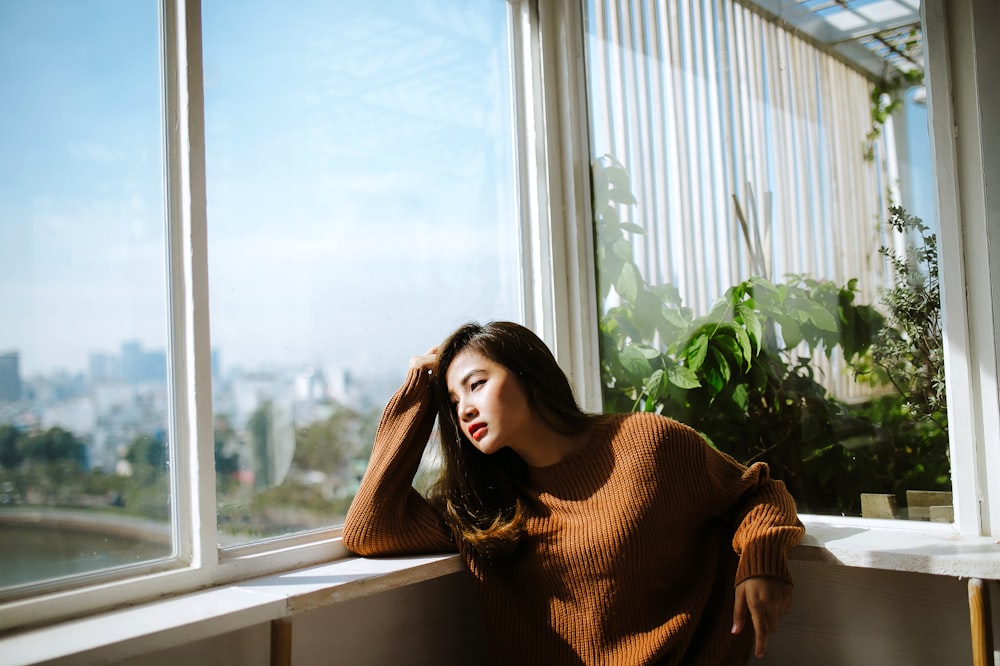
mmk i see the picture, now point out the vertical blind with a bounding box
[586,0,895,400]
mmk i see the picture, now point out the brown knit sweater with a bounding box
[343,368,804,665]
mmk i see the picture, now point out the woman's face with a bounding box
[445,349,533,456]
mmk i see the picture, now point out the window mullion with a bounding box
[924,0,1000,537]
[512,0,602,411]
[163,0,217,567]
[510,0,554,347]
[537,0,603,412]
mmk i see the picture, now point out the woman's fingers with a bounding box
[409,347,439,372]
[733,577,793,658]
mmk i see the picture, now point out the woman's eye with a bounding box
[470,379,485,391]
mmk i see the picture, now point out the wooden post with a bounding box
[968,578,994,666]
[271,618,293,666]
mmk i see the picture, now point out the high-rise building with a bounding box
[120,341,167,383]
[0,351,23,402]
[121,341,143,383]
[89,352,121,384]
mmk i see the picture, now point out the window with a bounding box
[0,0,174,595]
[200,0,521,546]
[0,0,525,624]
[583,0,956,521]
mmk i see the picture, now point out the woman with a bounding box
[343,321,804,665]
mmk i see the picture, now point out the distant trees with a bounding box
[125,433,167,483]
[0,425,169,517]
[247,402,273,490]
[0,397,384,534]
[0,424,20,468]
[215,401,381,537]
[0,426,95,507]
[0,426,87,471]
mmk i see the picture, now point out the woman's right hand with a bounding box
[409,347,439,375]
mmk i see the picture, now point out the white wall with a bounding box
[65,562,996,666]
[767,561,998,665]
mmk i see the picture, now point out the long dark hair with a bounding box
[429,321,593,559]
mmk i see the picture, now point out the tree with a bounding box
[212,415,242,494]
[126,433,167,484]
[0,424,22,469]
[21,427,87,468]
[248,402,273,490]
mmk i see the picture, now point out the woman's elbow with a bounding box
[342,506,375,555]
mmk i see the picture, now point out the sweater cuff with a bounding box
[400,366,432,394]
[734,537,795,586]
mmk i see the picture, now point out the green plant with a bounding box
[872,207,945,422]
[854,206,950,496]
[593,155,954,515]
[863,36,924,162]
[593,155,887,512]
[592,155,949,513]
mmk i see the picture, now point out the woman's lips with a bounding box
[469,423,487,441]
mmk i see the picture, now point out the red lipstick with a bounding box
[469,423,487,441]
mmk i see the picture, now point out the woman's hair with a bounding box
[429,320,593,559]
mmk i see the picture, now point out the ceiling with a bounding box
[745,0,924,81]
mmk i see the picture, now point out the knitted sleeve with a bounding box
[695,431,805,586]
[341,368,456,556]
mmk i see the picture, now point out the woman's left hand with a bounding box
[731,576,793,659]
[409,347,439,374]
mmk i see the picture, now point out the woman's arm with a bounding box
[680,428,803,582]
[696,436,804,659]
[342,354,456,556]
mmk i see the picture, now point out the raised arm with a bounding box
[342,351,456,556]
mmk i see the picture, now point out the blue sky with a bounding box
[0,0,521,377]
[0,1,166,377]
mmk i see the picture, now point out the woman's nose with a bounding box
[459,400,477,420]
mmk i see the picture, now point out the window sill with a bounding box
[3,522,999,666]
[793,515,1000,579]
[0,552,464,666]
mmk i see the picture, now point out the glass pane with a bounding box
[203,0,521,545]
[584,1,950,521]
[0,1,173,594]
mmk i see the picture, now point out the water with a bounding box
[0,521,171,589]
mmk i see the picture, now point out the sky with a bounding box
[0,0,522,378]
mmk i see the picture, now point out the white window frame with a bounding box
[2,0,998,637]
[923,0,1000,538]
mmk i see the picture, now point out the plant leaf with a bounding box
[807,303,839,333]
[616,263,640,303]
[611,238,633,261]
[667,364,701,390]
[733,326,754,369]
[619,345,652,379]
[736,304,762,352]
[710,346,731,383]
[686,333,709,371]
[730,383,750,411]
[644,369,668,402]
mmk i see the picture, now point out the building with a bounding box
[0,351,22,403]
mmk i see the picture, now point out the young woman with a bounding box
[343,321,804,665]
